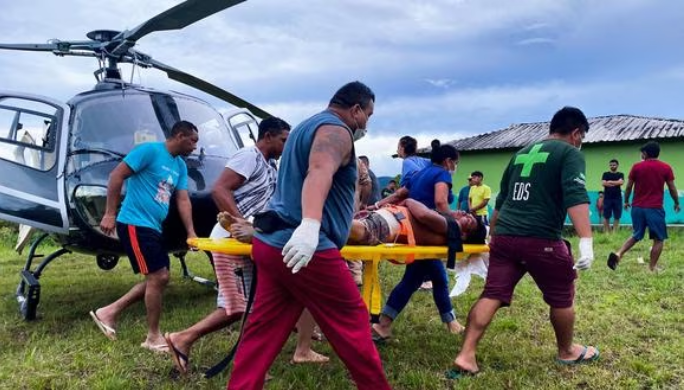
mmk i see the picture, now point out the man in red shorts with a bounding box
[450,106,598,378]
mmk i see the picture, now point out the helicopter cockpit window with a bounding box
[69,93,166,171]
[173,97,239,158]
[69,93,239,174]
[0,98,58,171]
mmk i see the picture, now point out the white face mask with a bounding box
[446,159,457,175]
[574,130,584,151]
[352,106,368,142]
[353,128,367,141]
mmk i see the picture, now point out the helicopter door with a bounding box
[223,110,259,148]
[0,92,70,233]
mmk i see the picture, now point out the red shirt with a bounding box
[629,159,675,208]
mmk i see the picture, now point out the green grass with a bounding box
[0,224,683,389]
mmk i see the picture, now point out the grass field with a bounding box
[0,224,682,389]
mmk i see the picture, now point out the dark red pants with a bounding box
[227,238,391,390]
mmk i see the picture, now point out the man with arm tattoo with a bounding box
[227,82,391,390]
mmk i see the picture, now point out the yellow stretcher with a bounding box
[188,238,489,317]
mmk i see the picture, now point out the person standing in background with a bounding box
[608,141,679,272]
[359,155,382,206]
[397,135,431,187]
[458,177,472,211]
[601,159,624,232]
[468,171,491,226]
[381,179,397,198]
[596,191,604,220]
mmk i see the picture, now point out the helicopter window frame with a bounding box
[0,105,58,152]
[0,100,61,172]
[225,111,259,149]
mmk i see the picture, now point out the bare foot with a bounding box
[419,281,433,290]
[291,349,330,364]
[453,355,480,375]
[217,212,244,231]
[448,320,465,335]
[142,333,169,353]
[371,323,391,340]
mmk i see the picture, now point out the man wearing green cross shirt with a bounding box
[449,107,597,379]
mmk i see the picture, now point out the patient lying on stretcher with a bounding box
[348,199,484,246]
[218,198,485,247]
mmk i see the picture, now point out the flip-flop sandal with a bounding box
[444,366,479,380]
[89,310,117,340]
[607,253,619,270]
[371,332,391,344]
[371,325,392,344]
[141,341,170,354]
[556,345,600,365]
[164,333,189,374]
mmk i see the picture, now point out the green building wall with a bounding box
[452,139,684,224]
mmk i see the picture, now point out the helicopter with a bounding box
[0,0,272,320]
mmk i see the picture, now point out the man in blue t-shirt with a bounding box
[90,121,198,353]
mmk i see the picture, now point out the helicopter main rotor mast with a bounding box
[0,0,271,118]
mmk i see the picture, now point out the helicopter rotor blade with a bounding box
[0,43,61,52]
[111,0,246,55]
[148,58,272,119]
[0,41,99,54]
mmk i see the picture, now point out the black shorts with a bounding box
[603,198,622,220]
[116,222,170,275]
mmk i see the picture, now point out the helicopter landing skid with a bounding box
[175,252,217,290]
[15,233,71,321]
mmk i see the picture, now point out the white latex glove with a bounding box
[282,218,321,274]
[574,237,594,270]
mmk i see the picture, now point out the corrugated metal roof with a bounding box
[432,115,684,153]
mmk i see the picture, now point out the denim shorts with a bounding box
[631,206,667,241]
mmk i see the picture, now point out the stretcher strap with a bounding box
[384,205,416,264]
[443,214,463,270]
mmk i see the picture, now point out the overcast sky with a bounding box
[1,0,683,176]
